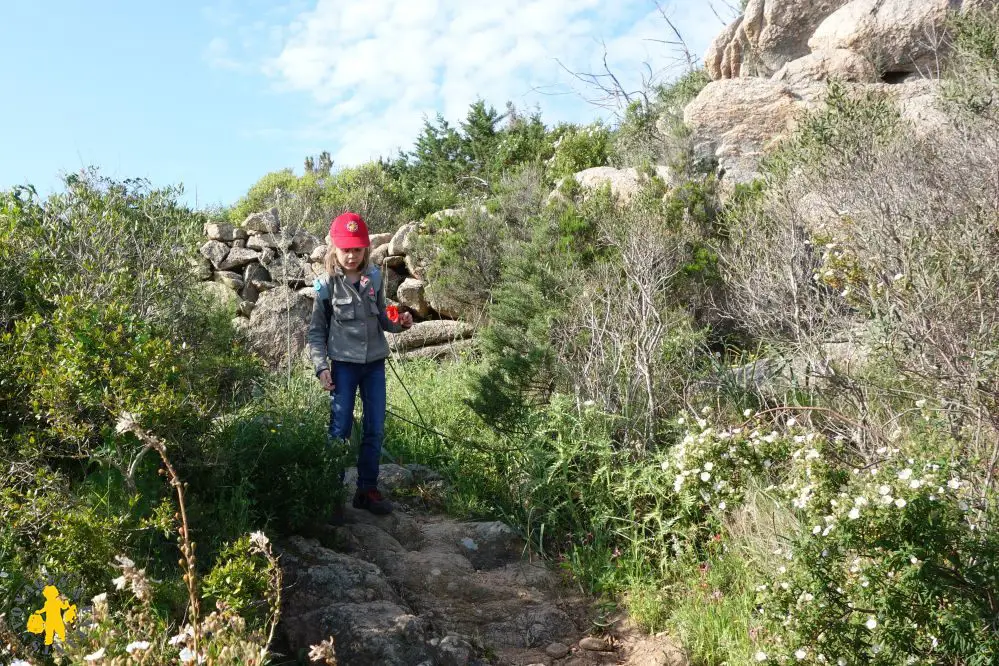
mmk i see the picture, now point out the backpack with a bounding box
[314,266,383,326]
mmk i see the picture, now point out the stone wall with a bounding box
[197,210,473,368]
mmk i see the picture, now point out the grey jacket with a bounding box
[307,265,403,372]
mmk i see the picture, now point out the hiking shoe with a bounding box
[353,488,393,515]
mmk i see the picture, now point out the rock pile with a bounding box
[196,210,475,368]
[686,0,997,183]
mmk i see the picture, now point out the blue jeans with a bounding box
[329,359,386,491]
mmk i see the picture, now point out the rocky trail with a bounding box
[272,464,685,666]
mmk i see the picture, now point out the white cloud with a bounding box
[218,0,724,165]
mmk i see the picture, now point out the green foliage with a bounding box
[613,68,711,172]
[758,427,999,665]
[547,122,611,181]
[943,7,999,120]
[198,370,350,537]
[763,81,901,180]
[202,536,272,627]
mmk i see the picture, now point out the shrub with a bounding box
[547,122,611,181]
[199,370,350,537]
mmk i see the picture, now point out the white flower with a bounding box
[910,556,921,565]
[910,479,923,489]
[854,496,869,507]
[91,592,107,604]
[865,617,878,630]
[697,418,708,429]
[700,472,712,482]
[796,649,808,660]
[895,498,907,508]
[249,531,270,549]
[848,508,861,520]
[838,659,847,666]
[125,641,151,654]
[84,647,106,661]
[704,462,714,471]
[112,575,127,590]
[802,592,814,602]
[677,417,686,425]
[744,409,754,418]
[915,399,927,408]
[12,660,33,666]
[898,468,913,480]
[0,570,7,578]
[755,652,769,662]
[878,485,892,496]
[718,501,727,510]
[701,406,712,415]
[948,478,961,490]
[179,647,199,664]
[813,525,822,534]
[582,399,595,408]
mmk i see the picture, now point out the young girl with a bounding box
[307,211,413,515]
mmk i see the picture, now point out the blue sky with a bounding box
[0,1,726,208]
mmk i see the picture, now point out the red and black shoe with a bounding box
[352,487,393,515]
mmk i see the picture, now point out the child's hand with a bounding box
[318,369,334,391]
[400,312,414,329]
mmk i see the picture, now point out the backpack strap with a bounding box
[313,274,332,326]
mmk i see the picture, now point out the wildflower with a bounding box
[947,478,961,490]
[704,462,714,471]
[796,649,808,660]
[812,525,822,534]
[878,485,891,496]
[865,617,878,630]
[112,575,127,590]
[915,399,927,408]
[895,498,907,508]
[249,531,270,549]
[385,304,400,324]
[787,417,797,427]
[84,648,106,661]
[854,496,869,507]
[898,468,913,480]
[744,408,753,418]
[848,508,861,520]
[125,641,151,653]
[718,501,727,510]
[910,479,923,489]
[92,592,107,605]
[179,647,199,664]
[12,661,33,666]
[755,652,769,662]
[700,472,711,482]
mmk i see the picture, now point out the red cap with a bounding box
[330,212,370,249]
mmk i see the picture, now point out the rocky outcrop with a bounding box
[684,78,819,184]
[689,0,998,184]
[706,0,994,82]
[706,0,852,79]
[244,286,312,369]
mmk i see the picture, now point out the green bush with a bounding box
[200,371,350,537]
[757,426,998,665]
[547,122,611,181]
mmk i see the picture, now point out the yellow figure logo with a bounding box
[26,585,77,645]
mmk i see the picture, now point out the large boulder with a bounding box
[772,48,878,85]
[247,233,290,251]
[204,222,248,243]
[217,247,261,272]
[684,78,817,183]
[396,278,432,318]
[808,0,988,75]
[370,232,393,251]
[386,321,474,353]
[388,223,418,257]
[265,253,314,286]
[706,0,852,79]
[199,240,229,269]
[242,209,280,234]
[290,229,322,256]
[245,286,312,368]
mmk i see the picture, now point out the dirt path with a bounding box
[274,464,685,666]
